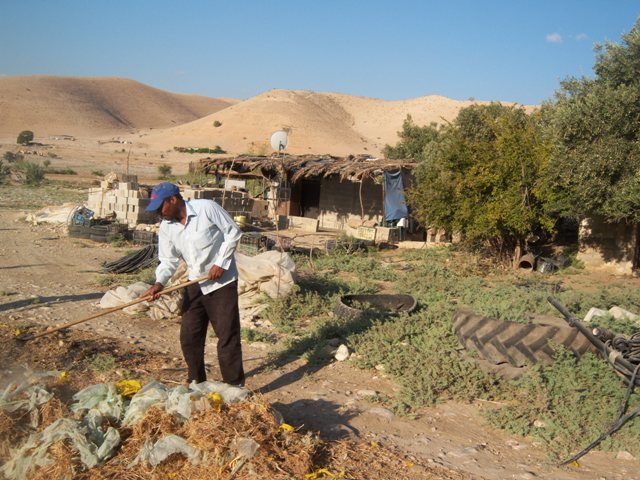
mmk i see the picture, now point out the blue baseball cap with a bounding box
[146,182,180,212]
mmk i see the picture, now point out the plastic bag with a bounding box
[121,380,168,426]
[71,383,123,421]
[129,434,202,467]
[1,418,116,480]
[188,380,250,404]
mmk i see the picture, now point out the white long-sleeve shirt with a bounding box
[155,199,242,295]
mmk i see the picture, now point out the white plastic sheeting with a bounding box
[98,251,297,324]
[1,377,251,479]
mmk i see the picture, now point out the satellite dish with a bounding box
[270,130,288,152]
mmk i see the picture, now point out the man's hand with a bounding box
[142,282,164,300]
[208,265,225,281]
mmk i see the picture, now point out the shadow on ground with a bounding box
[0,292,104,312]
[271,398,360,440]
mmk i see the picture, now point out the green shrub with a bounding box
[43,159,51,168]
[351,306,500,408]
[16,130,34,145]
[92,170,105,177]
[485,347,640,460]
[44,167,77,175]
[213,120,222,127]
[23,161,45,185]
[173,146,226,154]
[158,164,172,179]
[0,160,9,183]
[241,328,274,343]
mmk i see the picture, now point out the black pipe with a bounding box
[547,296,637,376]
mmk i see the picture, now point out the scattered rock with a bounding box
[367,407,394,421]
[616,450,635,461]
[446,446,478,459]
[356,389,377,398]
[583,307,606,323]
[533,420,547,428]
[334,344,350,361]
[515,472,537,479]
[326,423,357,438]
[374,364,385,371]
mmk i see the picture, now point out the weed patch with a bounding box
[485,347,640,460]
[351,306,500,407]
[86,352,117,372]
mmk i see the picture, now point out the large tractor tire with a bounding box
[453,309,597,367]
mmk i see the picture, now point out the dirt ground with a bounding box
[1,207,639,480]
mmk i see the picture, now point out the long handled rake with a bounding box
[16,275,209,342]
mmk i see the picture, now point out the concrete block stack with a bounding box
[182,187,259,220]
[86,177,157,226]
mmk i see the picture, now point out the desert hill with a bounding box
[0,76,533,157]
[0,76,237,137]
[138,89,514,156]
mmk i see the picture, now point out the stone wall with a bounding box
[578,216,639,275]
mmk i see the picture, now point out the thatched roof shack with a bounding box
[191,154,417,235]
[191,154,416,182]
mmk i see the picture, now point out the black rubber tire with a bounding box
[334,294,418,321]
[453,309,597,367]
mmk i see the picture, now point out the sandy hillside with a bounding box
[138,89,526,156]
[0,75,237,137]
[0,76,534,158]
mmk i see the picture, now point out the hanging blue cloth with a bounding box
[383,170,408,221]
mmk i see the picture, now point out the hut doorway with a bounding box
[300,178,321,219]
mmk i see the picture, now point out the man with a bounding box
[142,182,245,386]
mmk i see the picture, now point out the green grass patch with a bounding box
[86,352,118,372]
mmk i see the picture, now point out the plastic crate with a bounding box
[238,232,264,256]
[132,230,158,245]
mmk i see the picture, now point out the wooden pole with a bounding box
[17,276,209,341]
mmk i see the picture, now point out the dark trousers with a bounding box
[180,280,245,385]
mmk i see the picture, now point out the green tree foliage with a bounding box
[408,103,554,257]
[383,115,440,160]
[16,130,34,145]
[542,18,640,222]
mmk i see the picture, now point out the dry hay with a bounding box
[7,391,472,480]
[0,396,69,464]
[71,394,315,480]
[30,440,78,480]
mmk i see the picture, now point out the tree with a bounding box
[383,115,440,160]
[542,18,640,222]
[16,130,34,145]
[408,103,554,258]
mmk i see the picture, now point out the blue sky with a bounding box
[1,1,638,104]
